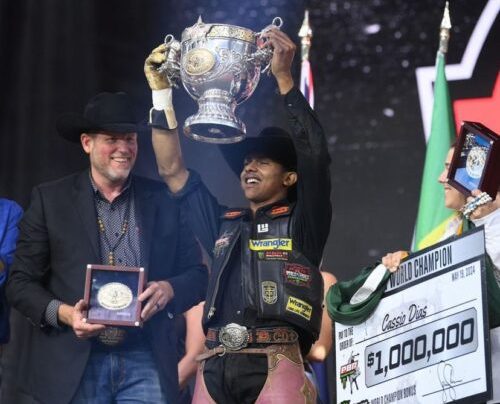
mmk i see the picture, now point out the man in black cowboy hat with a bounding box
[6,92,208,404]
[145,28,331,403]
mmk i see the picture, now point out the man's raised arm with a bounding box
[145,44,189,193]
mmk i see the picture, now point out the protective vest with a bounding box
[202,202,324,340]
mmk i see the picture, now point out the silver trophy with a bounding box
[159,17,283,143]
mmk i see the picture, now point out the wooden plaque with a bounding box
[448,121,500,199]
[83,264,145,327]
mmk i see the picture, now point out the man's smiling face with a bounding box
[81,132,138,187]
[240,153,296,209]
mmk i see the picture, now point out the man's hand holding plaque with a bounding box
[57,299,106,339]
[138,280,174,322]
[71,300,106,339]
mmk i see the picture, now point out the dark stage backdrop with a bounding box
[0,0,498,281]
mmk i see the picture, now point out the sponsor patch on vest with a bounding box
[261,281,278,304]
[257,223,269,233]
[222,210,245,219]
[268,205,290,217]
[213,231,232,258]
[249,238,292,251]
[283,263,311,287]
[257,251,289,261]
[286,296,312,320]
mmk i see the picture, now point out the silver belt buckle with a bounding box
[219,323,249,350]
[98,327,126,346]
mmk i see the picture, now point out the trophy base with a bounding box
[183,89,246,144]
[184,121,245,144]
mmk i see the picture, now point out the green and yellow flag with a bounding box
[414,4,456,250]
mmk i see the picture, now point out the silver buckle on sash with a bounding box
[218,323,249,351]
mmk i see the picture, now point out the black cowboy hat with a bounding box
[219,126,297,177]
[56,92,142,143]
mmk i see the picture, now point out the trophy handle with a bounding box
[251,17,284,74]
[157,34,181,87]
[271,17,283,28]
[257,17,283,34]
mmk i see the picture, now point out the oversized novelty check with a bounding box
[335,228,492,404]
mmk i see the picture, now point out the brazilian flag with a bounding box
[414,50,456,250]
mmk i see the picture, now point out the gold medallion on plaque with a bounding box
[183,48,216,76]
[97,282,133,311]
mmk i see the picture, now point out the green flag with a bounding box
[414,51,456,250]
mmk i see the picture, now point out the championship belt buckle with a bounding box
[98,327,126,346]
[218,323,249,351]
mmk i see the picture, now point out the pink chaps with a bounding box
[192,343,317,404]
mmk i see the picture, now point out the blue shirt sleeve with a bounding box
[0,199,23,285]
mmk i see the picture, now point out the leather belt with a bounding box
[94,327,147,350]
[206,323,298,351]
[196,342,301,362]
[197,345,273,361]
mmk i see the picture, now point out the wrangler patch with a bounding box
[286,296,312,320]
[249,238,292,251]
[261,281,278,304]
[257,251,289,261]
[283,264,311,287]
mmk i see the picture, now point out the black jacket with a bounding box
[7,171,208,404]
[174,87,331,351]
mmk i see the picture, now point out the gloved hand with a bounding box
[144,44,170,90]
[145,43,179,130]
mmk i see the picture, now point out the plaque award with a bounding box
[83,264,145,327]
[159,16,283,143]
[448,121,500,199]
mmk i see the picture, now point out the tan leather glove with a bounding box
[144,44,170,90]
[146,44,179,129]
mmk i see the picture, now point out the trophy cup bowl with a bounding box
[160,17,282,143]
